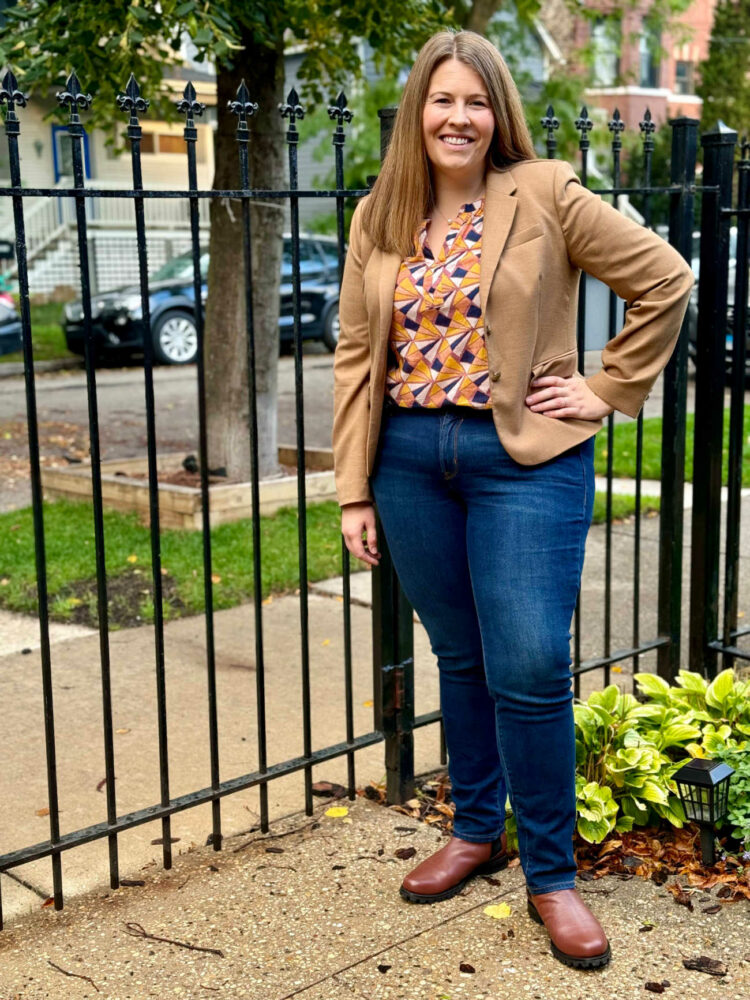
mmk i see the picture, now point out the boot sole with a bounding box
[399,852,509,904]
[527,896,611,969]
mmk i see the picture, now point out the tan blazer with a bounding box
[332,158,695,506]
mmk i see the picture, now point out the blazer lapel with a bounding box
[479,167,517,315]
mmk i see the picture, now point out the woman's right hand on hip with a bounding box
[341,502,381,566]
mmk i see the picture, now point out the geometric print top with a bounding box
[385,197,491,408]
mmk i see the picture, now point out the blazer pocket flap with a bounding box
[504,222,544,250]
[530,347,579,380]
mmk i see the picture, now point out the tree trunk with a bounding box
[462,0,504,33]
[204,29,286,480]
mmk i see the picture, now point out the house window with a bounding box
[137,133,185,154]
[639,24,661,88]
[675,60,694,95]
[156,134,184,155]
[591,17,620,87]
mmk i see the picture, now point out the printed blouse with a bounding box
[385,197,491,408]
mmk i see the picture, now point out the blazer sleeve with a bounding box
[553,159,695,419]
[332,198,374,506]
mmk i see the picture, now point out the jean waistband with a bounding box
[383,397,493,418]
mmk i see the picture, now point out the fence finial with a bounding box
[574,104,593,153]
[279,87,305,128]
[0,70,27,117]
[56,70,93,122]
[540,103,559,158]
[176,81,205,122]
[117,74,149,118]
[228,79,258,130]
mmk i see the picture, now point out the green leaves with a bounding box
[705,669,736,713]
[575,780,619,843]
[634,672,671,702]
[570,669,748,844]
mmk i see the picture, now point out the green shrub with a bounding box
[567,669,750,845]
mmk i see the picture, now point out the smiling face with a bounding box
[422,57,496,187]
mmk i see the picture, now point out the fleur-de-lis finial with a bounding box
[228,79,258,125]
[327,91,352,127]
[116,74,149,118]
[176,80,205,121]
[56,70,93,122]
[540,103,559,134]
[574,105,593,140]
[279,87,305,127]
[0,69,27,118]
[608,107,625,136]
[639,107,655,139]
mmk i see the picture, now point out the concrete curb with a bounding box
[0,358,83,378]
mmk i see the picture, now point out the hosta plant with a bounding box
[573,683,691,842]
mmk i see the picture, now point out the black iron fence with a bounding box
[0,67,747,928]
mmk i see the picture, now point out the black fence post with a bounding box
[371,104,415,806]
[689,120,737,677]
[721,138,750,672]
[657,117,698,682]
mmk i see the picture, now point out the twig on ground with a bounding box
[47,960,100,992]
[124,921,225,958]
[232,818,320,853]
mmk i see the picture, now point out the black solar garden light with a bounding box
[672,758,735,865]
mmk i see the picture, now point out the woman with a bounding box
[332,29,694,971]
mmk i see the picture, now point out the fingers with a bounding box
[341,506,381,567]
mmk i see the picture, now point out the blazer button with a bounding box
[490,369,501,382]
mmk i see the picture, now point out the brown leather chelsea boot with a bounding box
[527,887,611,969]
[400,832,508,904]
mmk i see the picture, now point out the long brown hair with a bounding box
[361,29,536,258]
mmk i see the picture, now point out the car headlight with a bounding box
[64,301,83,322]
[119,293,143,318]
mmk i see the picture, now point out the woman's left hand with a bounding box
[525,373,614,421]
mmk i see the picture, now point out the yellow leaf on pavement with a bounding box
[362,700,373,708]
[35,807,50,817]
[321,638,331,646]
[484,903,512,919]
[325,806,349,818]
[115,728,131,735]
[262,596,273,606]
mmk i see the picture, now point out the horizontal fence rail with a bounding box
[0,66,745,928]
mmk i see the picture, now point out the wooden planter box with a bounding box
[41,447,336,530]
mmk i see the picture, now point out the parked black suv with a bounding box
[63,234,342,365]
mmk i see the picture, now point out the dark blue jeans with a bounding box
[370,402,596,894]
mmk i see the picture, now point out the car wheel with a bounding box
[152,311,198,365]
[321,302,339,353]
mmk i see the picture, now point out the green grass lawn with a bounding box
[0,302,75,363]
[593,408,750,485]
[0,493,659,628]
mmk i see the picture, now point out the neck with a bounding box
[430,167,486,213]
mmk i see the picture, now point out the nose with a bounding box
[447,101,470,126]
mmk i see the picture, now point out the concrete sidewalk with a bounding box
[2,495,750,993]
[0,795,748,1000]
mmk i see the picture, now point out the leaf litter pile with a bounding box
[355,770,750,905]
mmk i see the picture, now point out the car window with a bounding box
[151,251,209,281]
